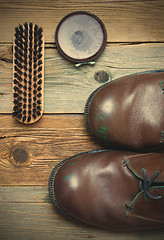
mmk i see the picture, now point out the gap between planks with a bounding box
[0,114,102,186]
[0,43,164,113]
[0,186,164,240]
[0,0,164,43]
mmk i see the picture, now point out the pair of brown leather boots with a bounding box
[49,71,164,231]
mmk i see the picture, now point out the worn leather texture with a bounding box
[53,150,164,231]
[84,72,164,152]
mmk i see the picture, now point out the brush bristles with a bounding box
[13,23,44,124]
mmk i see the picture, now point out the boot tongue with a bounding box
[126,153,164,183]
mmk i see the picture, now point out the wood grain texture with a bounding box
[1,42,164,113]
[0,0,164,43]
[0,1,164,239]
[0,114,102,186]
[0,186,164,240]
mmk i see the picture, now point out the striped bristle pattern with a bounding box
[13,23,44,124]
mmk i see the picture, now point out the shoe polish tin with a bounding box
[55,11,107,64]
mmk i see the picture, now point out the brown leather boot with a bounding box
[84,71,164,152]
[49,150,164,231]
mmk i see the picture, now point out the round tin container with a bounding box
[55,11,107,63]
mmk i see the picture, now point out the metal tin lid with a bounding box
[55,11,107,64]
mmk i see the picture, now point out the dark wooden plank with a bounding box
[0,186,164,240]
[0,0,164,43]
[0,115,102,186]
[0,43,164,113]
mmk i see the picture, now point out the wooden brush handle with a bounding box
[13,23,44,124]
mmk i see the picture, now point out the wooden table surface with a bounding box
[0,0,164,239]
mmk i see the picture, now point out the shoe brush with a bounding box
[13,23,44,124]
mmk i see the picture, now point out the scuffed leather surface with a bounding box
[86,72,164,151]
[54,150,164,230]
